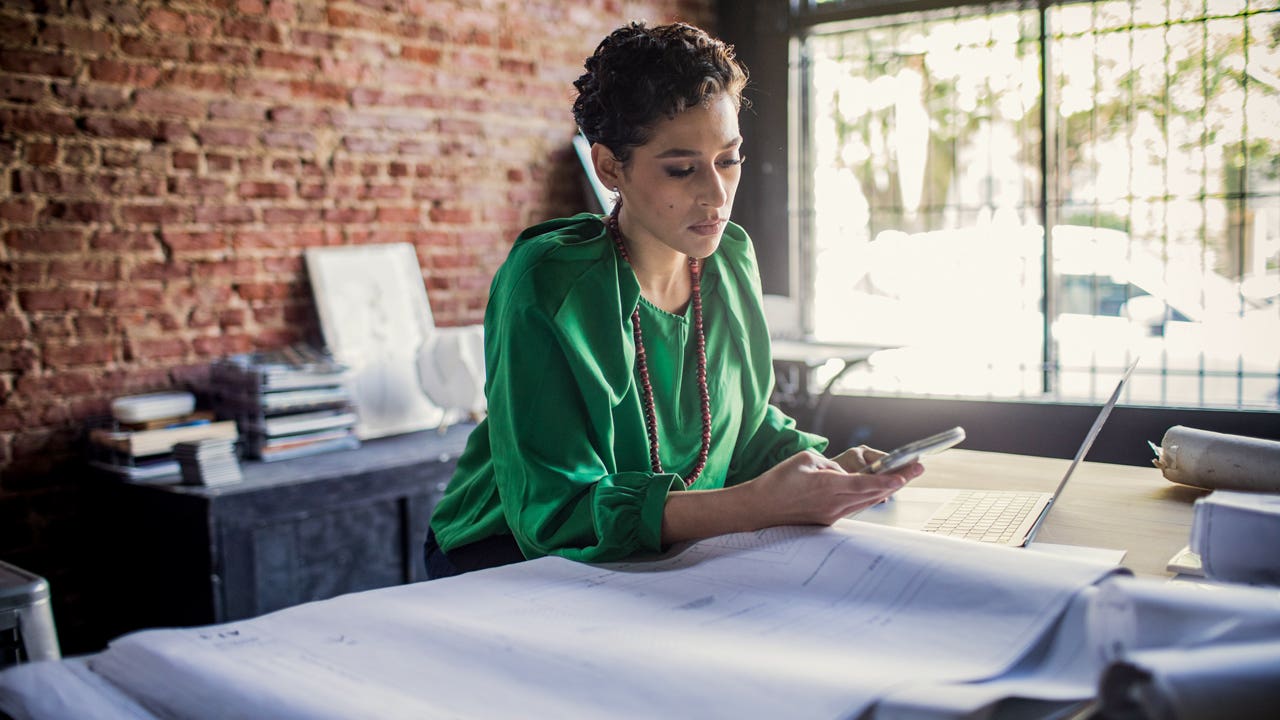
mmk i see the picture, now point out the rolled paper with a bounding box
[1155,425,1280,492]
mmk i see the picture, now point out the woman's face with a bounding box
[615,93,743,261]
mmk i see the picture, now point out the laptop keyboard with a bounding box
[921,490,1044,544]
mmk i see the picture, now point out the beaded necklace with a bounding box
[606,212,711,487]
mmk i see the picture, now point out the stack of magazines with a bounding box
[88,391,239,483]
[174,438,244,487]
[211,345,360,462]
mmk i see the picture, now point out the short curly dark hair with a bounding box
[572,22,749,164]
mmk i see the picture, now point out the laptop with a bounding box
[852,360,1138,547]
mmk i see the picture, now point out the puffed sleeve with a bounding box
[485,251,684,564]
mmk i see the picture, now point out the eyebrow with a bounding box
[653,137,743,159]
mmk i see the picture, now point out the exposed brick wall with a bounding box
[1,0,713,652]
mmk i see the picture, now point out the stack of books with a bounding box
[174,439,244,487]
[88,391,240,483]
[211,345,360,462]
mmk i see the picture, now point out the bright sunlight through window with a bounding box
[801,0,1280,409]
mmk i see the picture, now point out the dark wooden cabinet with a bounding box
[103,424,473,640]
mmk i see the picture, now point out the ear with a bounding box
[591,143,623,191]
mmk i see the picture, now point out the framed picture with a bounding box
[305,243,446,439]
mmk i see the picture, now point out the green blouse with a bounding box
[429,213,827,563]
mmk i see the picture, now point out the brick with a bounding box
[98,173,165,198]
[0,50,78,78]
[377,206,420,223]
[384,113,432,132]
[70,0,143,26]
[262,207,320,224]
[260,130,316,151]
[193,205,254,224]
[172,151,199,170]
[125,336,188,361]
[362,184,405,200]
[43,341,115,368]
[90,230,155,252]
[429,206,474,224]
[223,17,281,44]
[238,181,292,199]
[0,15,36,46]
[191,42,255,65]
[72,315,113,337]
[82,116,162,141]
[162,231,227,252]
[164,68,229,93]
[119,34,189,61]
[289,80,345,102]
[32,316,73,339]
[259,50,318,74]
[402,45,443,65]
[197,125,254,148]
[323,207,376,224]
[268,106,329,126]
[0,77,48,104]
[130,260,190,281]
[205,154,235,172]
[95,287,164,310]
[133,89,208,119]
[292,30,335,51]
[89,59,162,87]
[192,334,252,355]
[167,176,227,197]
[208,100,267,122]
[342,136,396,153]
[145,7,187,34]
[219,308,246,327]
[43,201,114,223]
[5,229,86,254]
[0,346,38,372]
[52,83,131,111]
[0,109,79,135]
[235,281,293,301]
[0,200,36,223]
[119,204,187,225]
[0,316,28,341]
[38,22,114,54]
[49,258,120,282]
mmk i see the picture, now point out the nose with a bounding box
[698,167,730,209]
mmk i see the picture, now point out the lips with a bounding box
[689,218,725,236]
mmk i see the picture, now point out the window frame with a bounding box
[715,0,1280,461]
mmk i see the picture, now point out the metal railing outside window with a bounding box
[795,0,1280,409]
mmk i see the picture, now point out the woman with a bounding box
[424,21,922,579]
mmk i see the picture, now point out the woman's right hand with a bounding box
[744,449,920,527]
[661,449,921,545]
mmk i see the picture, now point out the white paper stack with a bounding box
[1189,490,1280,586]
[173,439,243,488]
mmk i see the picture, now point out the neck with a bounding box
[615,213,693,314]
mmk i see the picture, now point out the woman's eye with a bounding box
[720,155,746,168]
[667,166,696,178]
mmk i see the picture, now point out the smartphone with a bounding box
[863,426,966,475]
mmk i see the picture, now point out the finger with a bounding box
[862,447,888,462]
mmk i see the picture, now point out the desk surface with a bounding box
[912,449,1206,578]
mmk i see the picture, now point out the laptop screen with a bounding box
[1047,359,1139,501]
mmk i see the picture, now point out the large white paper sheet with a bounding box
[87,521,1121,720]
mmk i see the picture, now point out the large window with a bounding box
[796,0,1280,409]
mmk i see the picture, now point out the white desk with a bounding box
[908,449,1203,578]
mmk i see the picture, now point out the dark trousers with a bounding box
[423,527,526,580]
